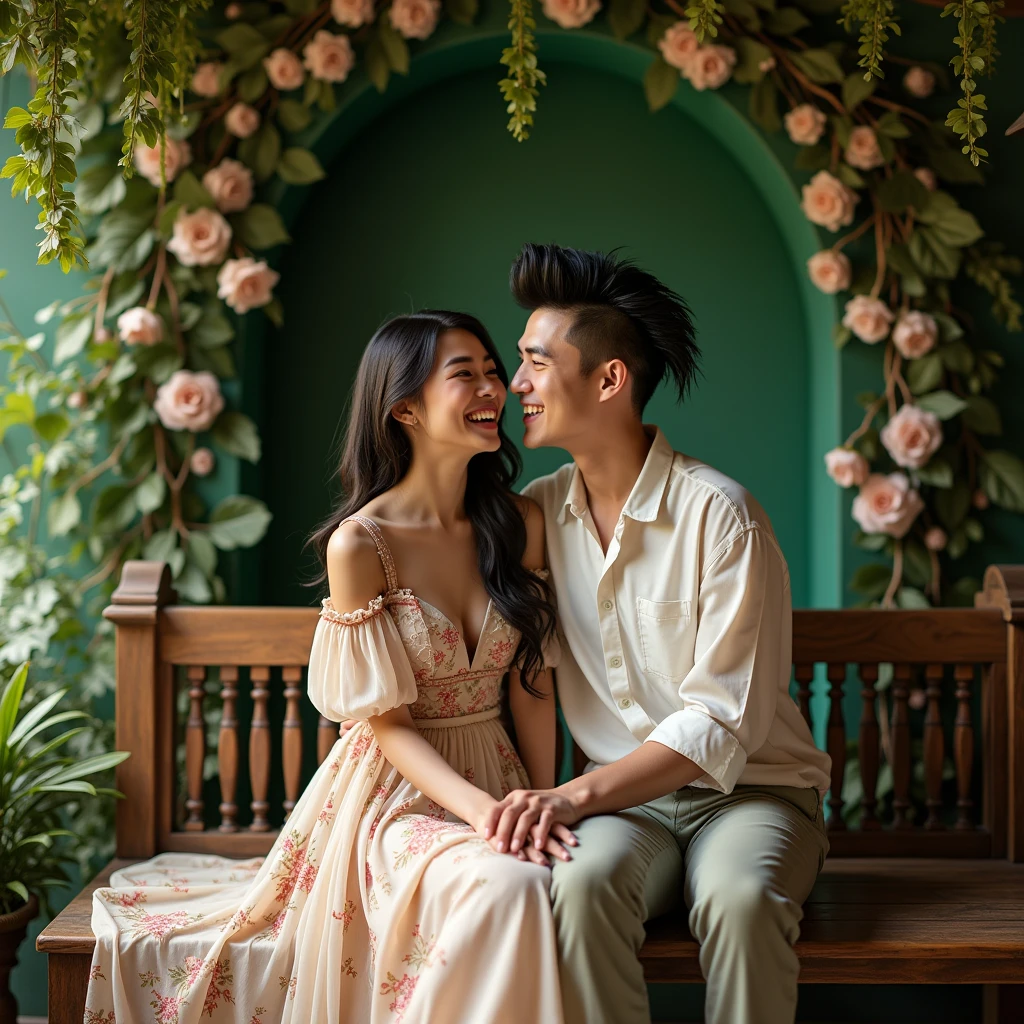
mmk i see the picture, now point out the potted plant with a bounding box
[0,661,128,1020]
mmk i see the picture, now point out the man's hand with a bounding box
[483,788,581,856]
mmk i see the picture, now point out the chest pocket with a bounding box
[636,598,692,684]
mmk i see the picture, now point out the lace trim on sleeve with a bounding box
[319,595,386,626]
[530,568,550,580]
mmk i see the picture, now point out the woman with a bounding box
[84,312,572,1024]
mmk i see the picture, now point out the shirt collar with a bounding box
[557,426,674,526]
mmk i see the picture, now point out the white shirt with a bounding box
[523,427,832,796]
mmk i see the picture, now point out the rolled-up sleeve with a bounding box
[644,524,790,794]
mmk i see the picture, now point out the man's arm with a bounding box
[485,523,791,853]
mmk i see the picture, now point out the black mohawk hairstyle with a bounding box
[509,242,701,411]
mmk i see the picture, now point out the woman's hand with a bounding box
[469,795,573,866]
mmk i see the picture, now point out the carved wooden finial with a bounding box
[975,565,1024,622]
[103,560,176,625]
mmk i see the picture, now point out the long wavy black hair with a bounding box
[309,310,556,690]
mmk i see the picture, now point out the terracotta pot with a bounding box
[0,894,39,1023]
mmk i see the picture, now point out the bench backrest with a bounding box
[105,561,1024,863]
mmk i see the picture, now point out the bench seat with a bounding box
[38,857,1024,1016]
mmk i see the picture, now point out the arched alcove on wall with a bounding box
[241,25,842,612]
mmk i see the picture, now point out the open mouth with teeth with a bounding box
[521,403,544,424]
[466,407,499,430]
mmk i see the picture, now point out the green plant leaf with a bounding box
[608,0,646,37]
[935,480,970,532]
[232,203,291,250]
[905,353,943,395]
[850,562,891,598]
[135,472,166,515]
[915,458,953,488]
[172,170,216,211]
[841,71,875,112]
[276,99,313,134]
[962,396,1001,436]
[789,48,844,84]
[379,15,411,73]
[188,531,218,576]
[54,315,93,364]
[875,170,928,214]
[765,7,810,33]
[365,32,390,93]
[47,492,81,537]
[211,411,261,463]
[915,390,967,420]
[93,484,138,533]
[445,0,479,23]
[276,148,326,185]
[208,495,273,550]
[896,587,930,609]
[236,66,269,104]
[980,450,1024,513]
[749,75,781,132]
[644,57,679,113]
[909,227,961,280]
[238,124,282,183]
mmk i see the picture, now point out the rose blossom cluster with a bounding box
[390,0,440,37]
[801,171,858,232]
[657,22,736,91]
[154,371,224,432]
[852,473,924,538]
[842,295,893,344]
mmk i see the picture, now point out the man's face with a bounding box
[510,308,593,450]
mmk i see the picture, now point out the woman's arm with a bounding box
[508,497,557,790]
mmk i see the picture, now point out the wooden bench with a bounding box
[38,561,1024,1022]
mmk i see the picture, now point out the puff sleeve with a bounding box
[307,598,418,722]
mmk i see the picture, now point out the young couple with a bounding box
[86,243,831,1024]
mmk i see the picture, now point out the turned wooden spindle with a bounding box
[282,666,304,817]
[954,664,975,830]
[826,663,847,830]
[318,715,340,764]
[249,666,272,832]
[184,665,207,831]
[217,666,240,833]
[794,663,814,729]
[923,664,945,831]
[891,664,913,829]
[857,663,881,830]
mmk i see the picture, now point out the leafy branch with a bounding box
[941,0,991,167]
[686,0,724,42]
[840,0,900,81]
[499,0,546,141]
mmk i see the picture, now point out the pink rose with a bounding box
[924,526,947,552]
[801,171,858,232]
[825,448,869,488]
[658,22,699,72]
[914,167,937,192]
[759,56,776,72]
[225,102,260,138]
[191,62,223,98]
[303,30,355,83]
[807,250,851,294]
[216,257,280,314]
[166,207,232,267]
[67,390,87,410]
[332,0,374,26]
[263,48,305,91]
[852,473,924,538]
[390,0,441,36]
[973,489,989,510]
[202,159,254,214]
[154,371,225,432]
[891,311,938,360]
[134,137,192,188]
[684,45,736,91]
[190,447,216,477]
[880,405,943,470]
[117,306,164,346]
[540,0,599,29]
[225,1,244,16]
[842,294,894,344]
[845,126,884,171]
[903,66,935,99]
[785,104,827,146]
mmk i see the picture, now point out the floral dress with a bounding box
[84,515,563,1024]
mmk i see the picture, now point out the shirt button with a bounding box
[609,656,622,668]
[619,698,633,709]
[602,600,613,611]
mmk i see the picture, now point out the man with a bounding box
[487,242,833,1024]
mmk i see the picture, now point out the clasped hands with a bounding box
[475,787,581,867]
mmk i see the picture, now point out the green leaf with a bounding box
[276,148,326,185]
[232,203,291,250]
[208,495,273,550]
[749,75,781,133]
[980,450,1024,512]
[875,170,929,214]
[896,587,931,609]
[905,353,943,394]
[841,71,875,112]
[608,0,647,37]
[144,528,178,563]
[133,343,184,384]
[836,163,865,189]
[445,0,479,23]
[236,66,269,104]
[93,484,138,533]
[915,458,953,488]
[380,15,411,74]
[54,315,93,364]
[940,340,973,375]
[765,7,810,33]
[189,305,235,349]
[935,480,970,532]
[644,57,679,113]
[792,144,830,171]
[188,531,219,576]
[909,227,961,280]
[915,390,967,420]
[238,123,282,184]
[34,412,68,443]
[136,471,166,514]
[874,111,911,139]
[277,99,313,134]
[789,48,844,84]
[175,563,213,603]
[172,170,216,211]
[850,562,892,598]
[211,411,262,463]
[365,33,390,93]
[915,191,984,247]
[216,23,270,56]
[76,161,127,215]
[47,492,81,537]
[962,396,1001,436]
[6,880,29,904]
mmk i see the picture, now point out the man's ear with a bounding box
[391,399,419,428]
[596,359,630,404]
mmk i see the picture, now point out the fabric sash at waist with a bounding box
[412,707,501,729]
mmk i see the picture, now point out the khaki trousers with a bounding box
[549,784,830,1024]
